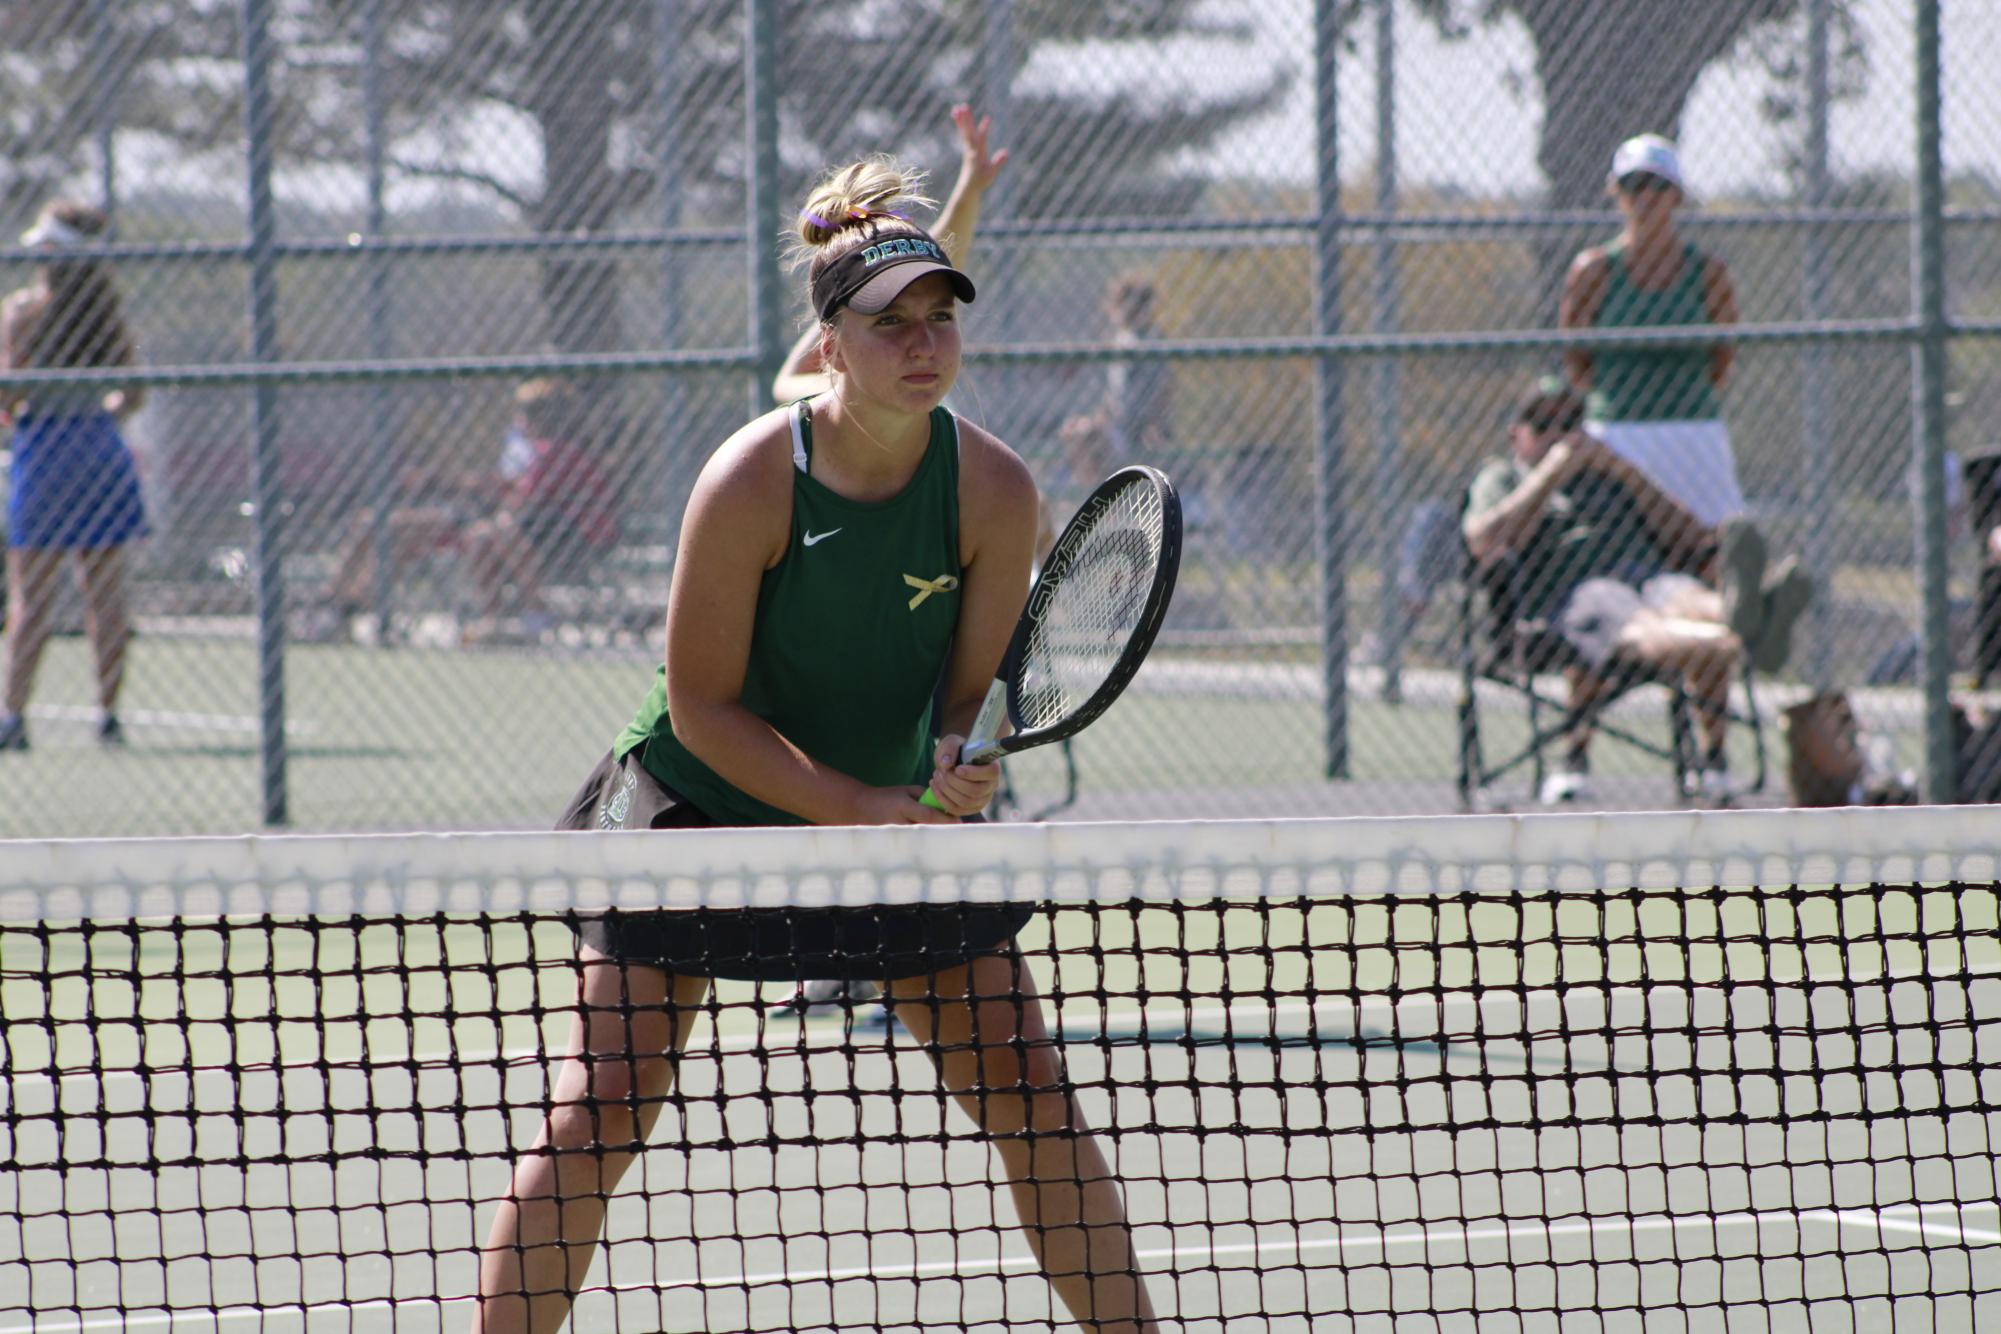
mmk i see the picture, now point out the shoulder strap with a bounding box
[790,400,811,473]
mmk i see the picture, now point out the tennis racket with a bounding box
[921,464,1182,809]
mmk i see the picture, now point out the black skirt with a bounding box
[557,745,1033,983]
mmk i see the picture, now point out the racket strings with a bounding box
[1018,482,1166,728]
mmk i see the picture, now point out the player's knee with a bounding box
[547,1058,661,1148]
[956,1042,1076,1138]
[6,594,52,635]
[546,1089,644,1154]
[1694,637,1738,674]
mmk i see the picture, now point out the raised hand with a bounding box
[950,103,1011,198]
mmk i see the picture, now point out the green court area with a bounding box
[11,880,1996,1076]
[0,634,652,837]
[0,631,1896,836]
[5,882,1997,1332]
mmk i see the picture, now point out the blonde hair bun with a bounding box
[794,156,934,252]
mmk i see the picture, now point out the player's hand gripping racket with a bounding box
[922,464,1182,810]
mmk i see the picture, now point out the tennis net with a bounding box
[3,807,1998,1333]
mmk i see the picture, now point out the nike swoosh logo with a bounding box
[802,528,843,547]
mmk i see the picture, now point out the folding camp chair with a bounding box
[1453,542,1767,809]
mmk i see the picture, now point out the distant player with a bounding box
[1,201,148,752]
[1560,133,1744,531]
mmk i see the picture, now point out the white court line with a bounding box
[1823,1201,2001,1248]
[26,704,318,738]
[7,1201,1997,1333]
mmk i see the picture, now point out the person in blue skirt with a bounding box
[1,201,148,751]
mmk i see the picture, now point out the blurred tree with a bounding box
[1410,0,1868,211]
[0,2,237,223]
[0,1,1284,355]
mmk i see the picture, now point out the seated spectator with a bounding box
[321,378,616,641]
[1462,377,1810,804]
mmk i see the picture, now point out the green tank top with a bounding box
[617,402,963,825]
[1586,238,1723,423]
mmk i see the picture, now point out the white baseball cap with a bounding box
[1609,134,1685,193]
[20,215,85,249]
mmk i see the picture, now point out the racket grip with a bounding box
[920,738,1002,812]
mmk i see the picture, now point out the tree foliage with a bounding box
[0,1,1284,352]
[1408,0,1869,208]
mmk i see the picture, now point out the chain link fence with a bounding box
[0,0,1991,835]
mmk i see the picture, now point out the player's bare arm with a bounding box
[1463,447,1573,565]
[1559,248,1610,391]
[1567,434,1712,562]
[1702,255,1739,390]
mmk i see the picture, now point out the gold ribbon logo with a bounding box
[904,573,960,610]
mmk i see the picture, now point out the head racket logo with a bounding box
[1033,524,1151,626]
[1032,495,1120,621]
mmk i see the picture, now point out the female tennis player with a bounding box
[473,158,1160,1334]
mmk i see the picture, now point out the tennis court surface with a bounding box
[4,807,1997,1331]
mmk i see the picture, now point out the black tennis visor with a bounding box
[811,231,976,321]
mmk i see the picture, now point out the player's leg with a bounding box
[1616,608,1738,768]
[74,547,131,725]
[1545,665,1601,803]
[3,547,65,736]
[887,950,1159,1333]
[1645,571,1726,625]
[1547,578,1654,804]
[474,948,711,1334]
[465,513,544,621]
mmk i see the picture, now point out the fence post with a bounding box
[1798,0,1833,685]
[746,0,783,418]
[1314,0,1348,778]
[657,0,690,546]
[1370,0,1404,704]
[361,0,398,634]
[87,0,119,222]
[979,0,1022,442]
[981,0,1015,223]
[1912,0,1954,801]
[242,0,288,825]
